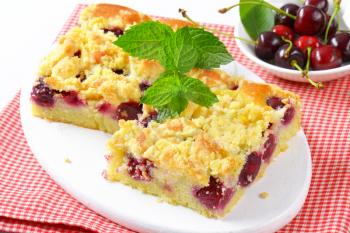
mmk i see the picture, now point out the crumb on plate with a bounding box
[259,192,269,199]
[64,157,72,164]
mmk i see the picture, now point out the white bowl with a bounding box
[234,2,350,83]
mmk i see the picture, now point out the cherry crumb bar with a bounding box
[30,4,301,218]
[107,81,301,217]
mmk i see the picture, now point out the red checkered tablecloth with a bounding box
[1,4,350,233]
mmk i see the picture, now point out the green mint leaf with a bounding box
[181,75,219,107]
[114,22,229,121]
[156,108,178,122]
[140,75,181,107]
[114,21,173,65]
[141,73,189,114]
[239,0,275,40]
[164,27,198,73]
[142,72,217,120]
[167,95,188,114]
[188,28,233,69]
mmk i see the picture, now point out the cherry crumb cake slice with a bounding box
[30,3,301,218]
[107,81,300,218]
[31,4,236,133]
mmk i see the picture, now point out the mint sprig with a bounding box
[141,73,218,116]
[114,21,233,120]
[188,28,234,69]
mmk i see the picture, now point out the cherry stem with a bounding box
[282,38,293,58]
[218,2,296,20]
[291,60,323,89]
[234,36,257,45]
[305,47,312,72]
[179,8,200,27]
[179,8,257,45]
[324,0,341,43]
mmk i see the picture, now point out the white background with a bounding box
[0,0,239,111]
[0,0,348,111]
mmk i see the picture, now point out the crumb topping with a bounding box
[108,85,297,185]
[37,5,240,107]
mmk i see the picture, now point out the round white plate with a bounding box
[21,62,312,233]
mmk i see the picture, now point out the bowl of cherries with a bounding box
[221,0,350,88]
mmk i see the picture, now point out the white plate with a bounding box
[21,62,312,233]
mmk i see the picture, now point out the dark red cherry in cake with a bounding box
[255,32,284,61]
[139,81,151,91]
[238,152,262,187]
[114,102,143,120]
[294,6,326,36]
[261,134,277,161]
[104,27,124,37]
[304,0,329,13]
[112,69,124,75]
[272,25,294,41]
[275,4,300,28]
[311,45,342,70]
[281,107,296,125]
[139,111,158,127]
[329,33,350,62]
[294,36,321,54]
[61,91,85,106]
[31,78,55,107]
[193,176,234,210]
[266,97,285,110]
[127,154,154,181]
[275,44,306,70]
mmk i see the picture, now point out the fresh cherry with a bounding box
[255,32,284,61]
[31,78,55,107]
[294,6,326,36]
[114,102,143,120]
[272,25,294,41]
[127,154,155,181]
[275,4,300,28]
[275,44,306,70]
[322,15,338,41]
[294,36,321,54]
[238,152,262,187]
[329,33,350,62]
[193,176,234,210]
[311,45,342,70]
[304,0,329,13]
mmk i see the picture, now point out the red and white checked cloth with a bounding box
[1,4,350,233]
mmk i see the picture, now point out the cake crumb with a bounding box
[259,192,269,199]
[64,157,72,164]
